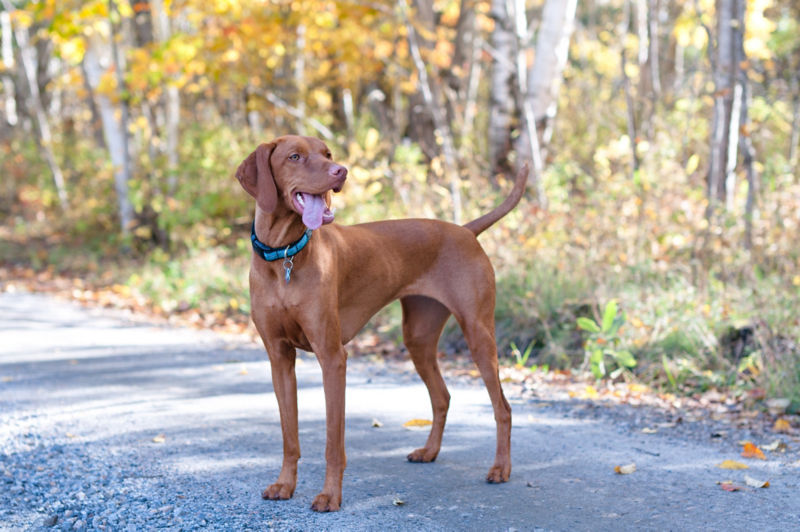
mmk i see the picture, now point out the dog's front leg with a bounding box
[311,344,347,512]
[262,341,300,501]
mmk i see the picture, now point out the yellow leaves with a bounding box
[402,419,432,431]
[741,442,766,460]
[96,70,118,99]
[772,418,792,434]
[152,434,166,444]
[718,460,749,470]
[374,40,394,60]
[568,385,598,399]
[744,0,776,60]
[222,48,240,63]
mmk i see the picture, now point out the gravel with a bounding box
[2,290,800,531]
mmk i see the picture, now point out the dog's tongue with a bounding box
[301,193,326,230]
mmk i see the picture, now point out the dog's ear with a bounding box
[235,142,278,213]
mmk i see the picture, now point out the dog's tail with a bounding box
[463,162,529,236]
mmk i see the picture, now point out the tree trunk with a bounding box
[149,0,181,194]
[487,0,515,178]
[519,0,577,152]
[294,23,307,135]
[2,1,68,209]
[789,69,799,175]
[1,11,17,127]
[735,0,757,250]
[509,0,545,206]
[405,0,438,161]
[401,0,462,223]
[83,38,134,235]
[707,0,741,208]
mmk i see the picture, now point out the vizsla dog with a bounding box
[236,135,527,512]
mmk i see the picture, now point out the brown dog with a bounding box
[236,135,527,512]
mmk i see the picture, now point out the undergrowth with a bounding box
[2,123,799,411]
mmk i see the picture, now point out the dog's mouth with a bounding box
[293,192,335,230]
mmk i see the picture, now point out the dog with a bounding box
[236,135,527,511]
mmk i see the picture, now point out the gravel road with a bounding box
[1,290,799,531]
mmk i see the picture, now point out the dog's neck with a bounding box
[254,207,309,249]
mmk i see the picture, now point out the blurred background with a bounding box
[0,0,798,407]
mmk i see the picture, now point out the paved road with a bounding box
[1,291,799,531]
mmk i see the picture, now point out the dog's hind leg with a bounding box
[401,295,452,463]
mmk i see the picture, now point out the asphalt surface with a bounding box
[1,290,799,531]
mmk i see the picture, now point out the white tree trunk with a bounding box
[487,0,515,176]
[708,0,739,206]
[151,0,181,194]
[525,0,577,144]
[2,1,67,209]
[83,40,134,234]
[1,11,17,126]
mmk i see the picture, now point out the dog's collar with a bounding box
[250,222,312,262]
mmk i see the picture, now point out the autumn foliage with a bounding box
[0,1,798,409]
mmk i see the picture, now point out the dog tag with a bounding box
[283,256,294,284]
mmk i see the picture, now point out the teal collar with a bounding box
[250,223,312,262]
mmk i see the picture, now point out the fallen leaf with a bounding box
[641,427,658,434]
[773,418,792,434]
[718,480,743,492]
[741,442,766,460]
[238,366,249,375]
[1,376,13,383]
[392,497,405,506]
[403,419,433,431]
[766,398,790,416]
[371,418,383,428]
[762,439,787,452]
[744,475,769,488]
[152,434,166,443]
[614,463,636,475]
[65,433,77,439]
[584,385,599,399]
[718,460,749,470]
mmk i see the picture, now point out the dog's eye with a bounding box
[325,151,332,159]
[289,154,301,161]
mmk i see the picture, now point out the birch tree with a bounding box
[82,32,134,235]
[519,0,577,153]
[707,0,743,208]
[1,1,67,209]
[487,0,515,178]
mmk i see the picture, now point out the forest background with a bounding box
[0,0,798,410]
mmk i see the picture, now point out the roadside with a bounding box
[1,291,799,531]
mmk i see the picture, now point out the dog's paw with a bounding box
[261,482,295,500]
[310,492,341,512]
[406,447,438,463]
[485,463,511,484]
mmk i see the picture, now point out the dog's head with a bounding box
[236,135,347,230]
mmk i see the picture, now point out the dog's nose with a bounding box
[330,164,347,179]
[330,165,347,192]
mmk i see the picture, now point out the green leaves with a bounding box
[579,300,636,380]
[577,317,600,333]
